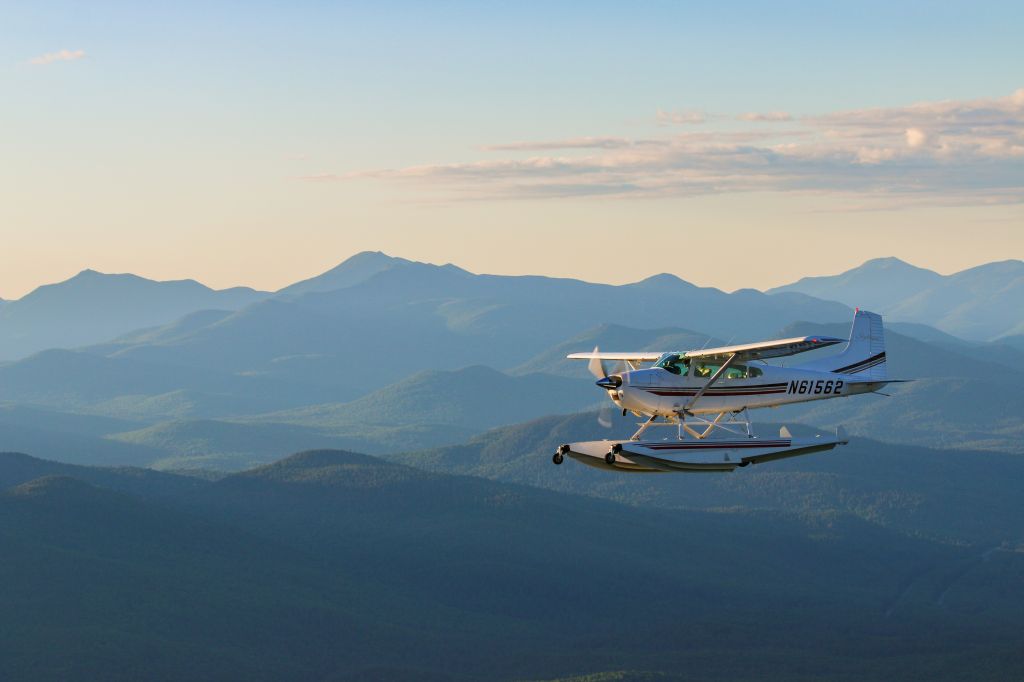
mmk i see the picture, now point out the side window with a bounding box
[693,363,719,378]
[724,365,748,379]
[655,353,689,375]
[718,364,763,379]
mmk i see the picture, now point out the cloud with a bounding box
[738,111,793,122]
[656,109,706,125]
[28,49,86,66]
[482,137,662,151]
[905,128,928,148]
[338,89,1024,207]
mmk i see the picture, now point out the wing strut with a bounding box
[684,353,737,412]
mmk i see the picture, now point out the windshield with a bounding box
[654,353,689,376]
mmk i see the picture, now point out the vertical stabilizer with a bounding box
[799,309,887,380]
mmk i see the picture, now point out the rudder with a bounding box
[800,309,887,380]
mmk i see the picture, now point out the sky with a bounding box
[1,1,1022,299]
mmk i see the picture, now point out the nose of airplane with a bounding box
[595,375,622,390]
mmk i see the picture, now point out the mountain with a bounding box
[0,269,269,361]
[0,450,205,498]
[103,366,600,469]
[768,257,942,310]
[0,254,850,434]
[2,448,1022,680]
[0,469,405,681]
[768,257,1024,341]
[4,316,1019,471]
[108,418,399,470]
[275,250,411,297]
[257,365,599,433]
[0,348,346,415]
[97,255,851,387]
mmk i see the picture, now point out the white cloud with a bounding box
[482,137,662,151]
[905,128,928,148]
[28,49,86,66]
[339,89,1024,207]
[738,111,793,122]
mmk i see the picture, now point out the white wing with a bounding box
[567,336,844,365]
[683,335,844,362]
[566,351,665,362]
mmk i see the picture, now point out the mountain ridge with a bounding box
[769,257,1024,340]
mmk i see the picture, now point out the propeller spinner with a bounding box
[587,346,622,390]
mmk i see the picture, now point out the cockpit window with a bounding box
[693,362,718,378]
[695,363,765,379]
[722,364,765,379]
[654,353,690,376]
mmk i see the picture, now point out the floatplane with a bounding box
[553,309,898,473]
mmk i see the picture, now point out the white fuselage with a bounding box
[607,364,883,417]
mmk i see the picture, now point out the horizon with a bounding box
[2,250,1021,301]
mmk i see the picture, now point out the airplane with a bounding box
[553,309,899,473]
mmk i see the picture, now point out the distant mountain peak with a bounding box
[856,257,936,274]
[634,273,695,289]
[276,251,413,297]
[276,449,381,469]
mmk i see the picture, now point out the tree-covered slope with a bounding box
[1,448,1022,680]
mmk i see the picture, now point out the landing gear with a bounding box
[605,443,622,465]
[553,444,569,465]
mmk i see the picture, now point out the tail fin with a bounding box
[799,309,887,380]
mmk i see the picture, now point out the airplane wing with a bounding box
[683,335,845,362]
[566,352,665,362]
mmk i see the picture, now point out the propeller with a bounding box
[587,346,622,390]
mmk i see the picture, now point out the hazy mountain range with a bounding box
[768,256,1024,341]
[2,252,1023,679]
[0,269,269,361]
[0,251,1021,470]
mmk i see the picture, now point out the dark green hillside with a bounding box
[1,449,1022,680]
[190,450,1024,679]
[109,418,432,470]
[0,451,205,498]
[0,475,407,681]
[391,412,1024,547]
